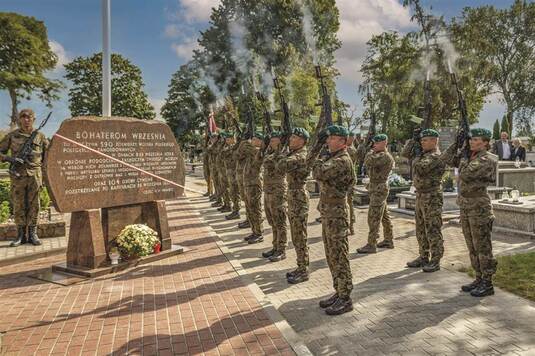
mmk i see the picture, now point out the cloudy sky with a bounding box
[0,0,514,136]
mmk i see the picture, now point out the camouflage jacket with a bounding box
[242,141,262,186]
[402,139,447,193]
[0,129,48,177]
[222,144,236,172]
[313,149,355,217]
[276,147,308,190]
[356,142,368,164]
[364,149,394,184]
[263,148,287,193]
[443,144,498,213]
[235,140,249,172]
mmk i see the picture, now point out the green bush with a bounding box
[40,187,51,210]
[0,201,10,223]
[0,179,9,204]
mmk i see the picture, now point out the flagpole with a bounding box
[102,0,112,117]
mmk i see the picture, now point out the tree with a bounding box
[451,0,535,134]
[64,53,155,119]
[500,115,510,137]
[492,119,500,140]
[0,12,63,128]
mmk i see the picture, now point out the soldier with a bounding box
[401,129,446,272]
[223,132,241,220]
[261,131,288,262]
[444,128,498,297]
[313,125,355,315]
[243,132,264,243]
[235,133,251,228]
[215,132,231,212]
[276,128,310,284]
[202,135,213,197]
[357,134,394,253]
[346,132,358,235]
[0,109,48,247]
[208,134,222,204]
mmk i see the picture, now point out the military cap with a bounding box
[372,133,388,142]
[253,131,265,140]
[326,125,349,137]
[470,128,491,139]
[292,127,310,140]
[420,129,439,138]
[270,130,282,138]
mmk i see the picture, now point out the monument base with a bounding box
[53,244,185,278]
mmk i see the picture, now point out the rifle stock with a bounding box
[450,70,470,159]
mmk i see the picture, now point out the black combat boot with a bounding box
[319,293,338,308]
[470,280,494,297]
[225,211,240,220]
[209,195,217,201]
[325,296,353,315]
[269,251,286,262]
[286,268,300,278]
[262,249,275,258]
[461,278,482,292]
[315,217,322,223]
[211,201,222,207]
[287,270,309,284]
[219,205,231,213]
[238,220,251,229]
[28,225,41,246]
[377,240,394,249]
[406,256,429,268]
[422,260,440,273]
[247,234,264,244]
[10,225,28,247]
[244,234,254,241]
[203,192,210,197]
[356,244,377,254]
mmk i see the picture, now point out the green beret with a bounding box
[253,131,265,140]
[420,129,439,138]
[372,133,388,142]
[326,125,349,137]
[270,130,282,138]
[292,127,310,140]
[470,128,491,139]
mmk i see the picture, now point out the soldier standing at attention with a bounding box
[444,128,498,297]
[202,134,213,197]
[235,133,251,228]
[276,128,310,284]
[401,129,446,272]
[357,134,394,253]
[208,134,222,205]
[0,109,48,247]
[243,132,264,243]
[346,132,358,235]
[223,132,241,220]
[216,133,231,213]
[261,131,288,262]
[313,125,355,315]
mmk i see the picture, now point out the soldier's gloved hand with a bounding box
[3,156,24,165]
[413,128,422,141]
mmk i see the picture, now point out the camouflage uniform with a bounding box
[263,148,288,253]
[402,139,447,263]
[346,145,358,232]
[216,140,231,208]
[313,148,355,298]
[363,149,394,246]
[208,142,221,202]
[0,129,48,226]
[224,144,241,213]
[242,141,263,235]
[444,144,498,282]
[235,140,249,218]
[202,146,213,195]
[276,147,309,272]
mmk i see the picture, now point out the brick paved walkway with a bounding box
[0,236,67,266]
[188,174,535,356]
[0,198,295,355]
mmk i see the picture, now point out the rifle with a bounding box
[308,65,333,161]
[241,85,255,140]
[411,69,433,157]
[256,90,273,156]
[9,112,52,177]
[272,71,292,148]
[448,63,470,159]
[365,88,377,149]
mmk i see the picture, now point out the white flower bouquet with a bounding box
[115,224,160,258]
[388,173,409,187]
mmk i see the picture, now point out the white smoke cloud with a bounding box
[171,39,199,61]
[49,40,70,71]
[178,0,221,23]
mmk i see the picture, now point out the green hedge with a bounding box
[0,178,51,223]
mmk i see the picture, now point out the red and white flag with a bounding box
[208,109,217,134]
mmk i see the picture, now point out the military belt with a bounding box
[460,189,487,198]
[320,196,347,204]
[415,186,442,194]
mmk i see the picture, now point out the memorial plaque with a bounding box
[45,117,185,213]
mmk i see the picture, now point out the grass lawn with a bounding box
[459,252,535,302]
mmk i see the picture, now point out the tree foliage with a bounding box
[0,12,63,127]
[64,53,155,120]
[492,119,500,140]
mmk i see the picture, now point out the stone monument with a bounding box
[45,117,186,277]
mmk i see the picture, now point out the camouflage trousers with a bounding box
[367,188,393,245]
[347,185,355,231]
[460,209,497,281]
[415,191,444,262]
[322,216,353,298]
[227,169,241,212]
[244,184,263,235]
[218,167,230,207]
[211,161,221,201]
[203,155,212,195]
[288,188,309,271]
[236,167,248,219]
[11,175,41,226]
[264,189,288,252]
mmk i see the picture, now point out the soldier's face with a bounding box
[225,138,234,145]
[373,140,387,152]
[327,135,346,152]
[421,137,438,151]
[269,137,281,149]
[469,137,487,151]
[19,114,34,131]
[346,137,355,145]
[289,135,305,150]
[252,137,263,148]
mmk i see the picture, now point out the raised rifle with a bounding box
[241,85,255,140]
[365,89,377,149]
[273,73,292,147]
[256,90,273,156]
[9,111,52,177]
[412,70,433,157]
[308,65,333,162]
[449,64,470,159]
